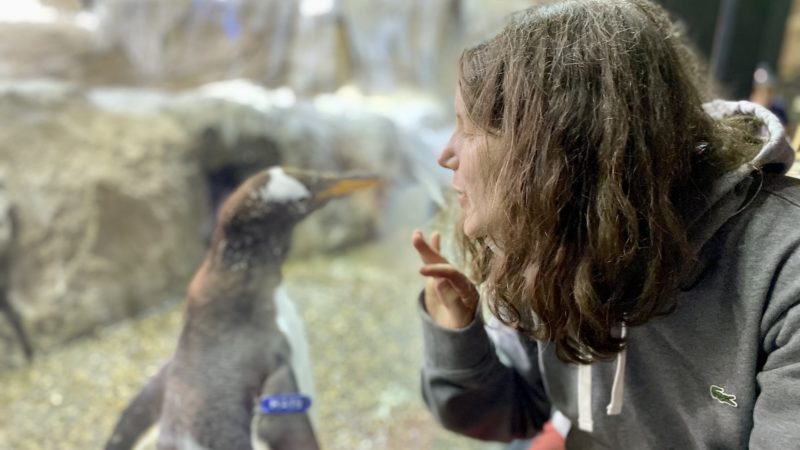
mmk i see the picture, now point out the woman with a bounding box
[412,0,799,448]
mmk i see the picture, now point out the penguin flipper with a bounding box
[105,362,170,450]
[255,364,320,450]
[0,291,33,361]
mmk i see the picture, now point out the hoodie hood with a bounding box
[680,100,795,289]
[576,100,796,433]
[702,100,794,170]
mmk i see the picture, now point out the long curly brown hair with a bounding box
[456,0,756,363]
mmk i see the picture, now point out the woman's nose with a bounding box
[437,137,458,170]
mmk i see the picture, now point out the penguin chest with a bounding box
[272,284,315,399]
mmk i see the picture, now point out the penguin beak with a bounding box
[314,175,381,202]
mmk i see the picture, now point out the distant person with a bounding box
[750,63,789,126]
[411,0,799,448]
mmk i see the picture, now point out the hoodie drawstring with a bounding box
[577,364,594,432]
[606,323,627,415]
[577,323,628,432]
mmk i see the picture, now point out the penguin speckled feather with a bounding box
[105,167,379,450]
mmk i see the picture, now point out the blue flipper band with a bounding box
[259,393,312,415]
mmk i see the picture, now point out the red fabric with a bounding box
[528,421,566,450]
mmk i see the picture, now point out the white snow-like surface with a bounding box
[0,0,57,24]
[300,0,335,17]
[193,79,296,112]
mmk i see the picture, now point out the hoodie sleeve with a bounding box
[418,292,550,442]
[750,256,800,448]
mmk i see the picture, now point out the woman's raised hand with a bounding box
[412,229,479,329]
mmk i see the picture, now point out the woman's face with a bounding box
[437,88,494,239]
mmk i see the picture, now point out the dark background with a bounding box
[659,0,794,99]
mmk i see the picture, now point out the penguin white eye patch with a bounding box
[261,167,311,202]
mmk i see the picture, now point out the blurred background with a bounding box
[0,1,797,449]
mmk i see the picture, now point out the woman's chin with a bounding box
[462,219,484,239]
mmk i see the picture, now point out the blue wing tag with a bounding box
[259,393,312,415]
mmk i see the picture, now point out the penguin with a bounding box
[105,166,379,450]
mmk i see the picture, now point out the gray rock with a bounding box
[0,84,206,369]
[0,18,94,81]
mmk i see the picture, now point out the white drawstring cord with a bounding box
[606,323,628,415]
[577,364,594,432]
[577,323,628,431]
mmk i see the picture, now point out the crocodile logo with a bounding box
[710,385,738,407]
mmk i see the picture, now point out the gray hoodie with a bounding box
[419,101,799,449]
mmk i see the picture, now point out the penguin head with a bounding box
[213,166,379,264]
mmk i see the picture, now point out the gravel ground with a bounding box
[0,227,502,450]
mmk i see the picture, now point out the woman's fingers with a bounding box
[412,229,448,264]
[419,262,461,278]
[430,277,478,328]
[412,229,478,328]
[420,263,479,307]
